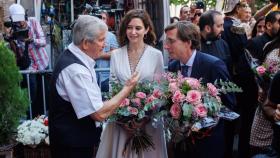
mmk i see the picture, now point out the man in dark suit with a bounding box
[164,21,235,158]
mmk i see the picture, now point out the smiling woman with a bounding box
[96,9,168,158]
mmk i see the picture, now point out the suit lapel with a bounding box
[190,52,200,78]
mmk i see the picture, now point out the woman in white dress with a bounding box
[96,9,167,158]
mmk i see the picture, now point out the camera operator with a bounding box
[5,3,49,118]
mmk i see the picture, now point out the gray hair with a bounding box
[72,15,108,45]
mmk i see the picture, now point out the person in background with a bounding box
[199,10,232,73]
[95,10,119,92]
[249,29,280,158]
[251,16,265,38]
[199,11,235,157]
[179,5,191,21]
[49,15,139,158]
[247,11,280,63]
[191,12,202,25]
[5,3,49,118]
[170,16,180,23]
[223,1,259,157]
[263,70,280,157]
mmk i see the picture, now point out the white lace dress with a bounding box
[96,45,168,158]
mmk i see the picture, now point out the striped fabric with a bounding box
[17,17,49,70]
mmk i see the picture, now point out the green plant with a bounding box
[0,41,29,145]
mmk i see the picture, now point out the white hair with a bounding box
[72,15,108,45]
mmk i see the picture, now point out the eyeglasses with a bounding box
[164,38,177,45]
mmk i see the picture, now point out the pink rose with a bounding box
[207,83,218,96]
[132,98,141,106]
[153,89,162,98]
[185,78,201,89]
[169,82,178,92]
[127,106,138,115]
[170,104,181,119]
[256,66,266,76]
[194,104,207,118]
[120,98,130,107]
[146,95,156,103]
[186,90,202,104]
[136,92,146,99]
[172,90,185,103]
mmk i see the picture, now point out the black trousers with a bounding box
[51,146,97,158]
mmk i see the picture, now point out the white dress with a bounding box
[96,45,168,158]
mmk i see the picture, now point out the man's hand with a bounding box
[24,37,33,44]
[125,72,140,88]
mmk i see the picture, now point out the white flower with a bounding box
[16,116,49,146]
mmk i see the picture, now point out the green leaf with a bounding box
[182,103,193,120]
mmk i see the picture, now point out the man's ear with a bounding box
[81,39,90,51]
[205,25,211,33]
[266,22,272,30]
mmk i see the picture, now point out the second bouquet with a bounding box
[105,77,167,156]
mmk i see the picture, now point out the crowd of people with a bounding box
[2,1,280,158]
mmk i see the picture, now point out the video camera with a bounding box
[3,19,29,41]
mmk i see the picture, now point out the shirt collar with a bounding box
[181,49,196,67]
[68,43,96,69]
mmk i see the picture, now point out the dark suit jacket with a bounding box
[168,51,236,158]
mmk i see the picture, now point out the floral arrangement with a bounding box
[158,72,241,146]
[106,77,167,155]
[16,115,49,147]
[254,49,280,90]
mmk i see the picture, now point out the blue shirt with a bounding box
[96,31,119,83]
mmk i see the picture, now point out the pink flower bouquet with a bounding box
[106,78,167,155]
[254,55,280,90]
[159,72,241,146]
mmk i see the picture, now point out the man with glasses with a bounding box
[164,21,235,158]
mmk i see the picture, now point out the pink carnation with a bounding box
[136,92,147,99]
[146,95,156,103]
[172,90,185,103]
[127,106,138,115]
[256,66,266,76]
[186,90,202,104]
[207,83,218,96]
[185,78,201,89]
[169,82,178,92]
[120,98,130,107]
[194,104,207,118]
[153,89,162,98]
[170,104,181,119]
[132,98,141,106]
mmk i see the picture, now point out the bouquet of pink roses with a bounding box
[158,72,241,147]
[106,77,167,155]
[254,50,280,90]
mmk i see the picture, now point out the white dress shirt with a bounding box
[180,50,197,77]
[56,43,103,119]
